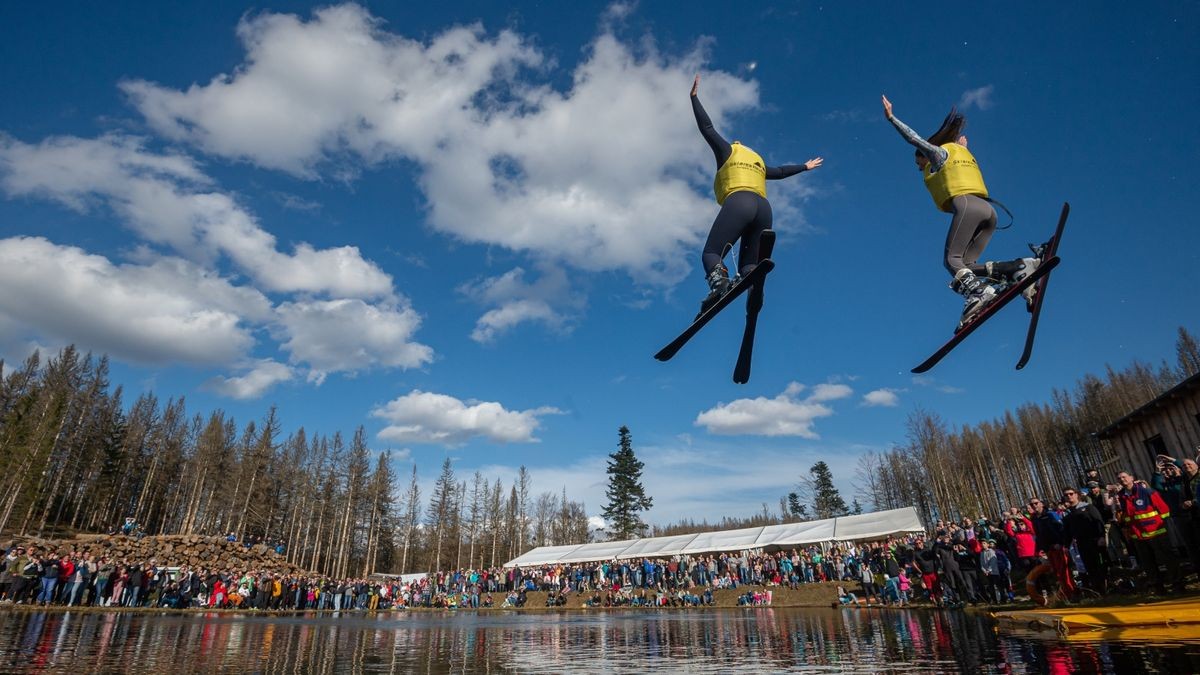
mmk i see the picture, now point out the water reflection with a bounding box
[2,608,1199,673]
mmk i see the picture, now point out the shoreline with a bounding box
[0,583,1042,617]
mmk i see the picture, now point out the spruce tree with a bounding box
[787,492,809,520]
[601,426,652,539]
[809,461,849,519]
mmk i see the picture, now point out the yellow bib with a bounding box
[713,142,767,204]
[923,143,988,212]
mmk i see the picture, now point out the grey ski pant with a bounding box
[943,194,997,276]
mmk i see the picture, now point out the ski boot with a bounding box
[950,268,997,331]
[696,263,732,319]
[987,254,1041,310]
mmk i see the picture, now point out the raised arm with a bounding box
[766,157,823,180]
[692,75,731,168]
[882,95,947,169]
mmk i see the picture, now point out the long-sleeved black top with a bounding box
[692,94,807,180]
[1063,502,1105,545]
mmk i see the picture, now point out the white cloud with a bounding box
[602,2,636,24]
[911,375,965,395]
[0,133,393,299]
[372,390,562,445]
[204,359,295,399]
[0,237,268,365]
[694,381,853,438]
[120,4,768,285]
[274,299,433,383]
[0,134,436,385]
[959,84,995,111]
[809,383,854,402]
[471,300,561,344]
[862,388,900,407]
[459,266,582,342]
[386,448,413,462]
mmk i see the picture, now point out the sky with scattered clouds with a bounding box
[1,2,1197,525]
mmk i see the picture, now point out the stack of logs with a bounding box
[1,534,310,575]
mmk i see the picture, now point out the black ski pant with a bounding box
[943,194,997,277]
[703,190,772,277]
[1182,515,1200,578]
[1134,534,1181,590]
[942,569,966,600]
[1077,541,1107,592]
[961,569,980,602]
[11,577,32,603]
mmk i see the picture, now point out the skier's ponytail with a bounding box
[915,106,967,159]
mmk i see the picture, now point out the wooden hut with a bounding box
[1096,371,1200,480]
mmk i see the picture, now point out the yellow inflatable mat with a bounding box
[994,598,1200,640]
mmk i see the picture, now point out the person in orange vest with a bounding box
[691,75,823,316]
[881,96,1041,329]
[1115,469,1183,594]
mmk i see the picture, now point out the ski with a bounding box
[732,230,777,383]
[655,252,776,362]
[1016,202,1070,370]
[911,256,1060,373]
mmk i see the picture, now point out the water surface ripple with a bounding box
[2,607,1199,673]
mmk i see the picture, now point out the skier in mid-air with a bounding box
[881,95,1041,329]
[692,75,822,317]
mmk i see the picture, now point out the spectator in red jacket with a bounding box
[1115,469,1182,594]
[1004,513,1037,572]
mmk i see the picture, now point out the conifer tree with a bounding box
[809,461,849,519]
[426,457,456,573]
[399,464,421,573]
[601,426,652,539]
[787,492,808,520]
[1177,326,1200,377]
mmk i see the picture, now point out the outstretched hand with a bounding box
[805,157,824,171]
[691,74,700,97]
[881,95,893,120]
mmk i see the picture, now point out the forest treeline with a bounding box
[1,327,1197,573]
[0,346,588,576]
[647,328,1200,538]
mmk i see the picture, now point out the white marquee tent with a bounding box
[502,506,924,568]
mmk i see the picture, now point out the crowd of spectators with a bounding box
[838,458,1200,607]
[2,457,1196,612]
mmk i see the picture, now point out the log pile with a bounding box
[2,534,310,575]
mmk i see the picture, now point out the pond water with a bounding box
[1,607,1198,673]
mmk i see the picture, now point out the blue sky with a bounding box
[1,2,1197,525]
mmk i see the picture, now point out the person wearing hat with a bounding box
[881,95,1041,329]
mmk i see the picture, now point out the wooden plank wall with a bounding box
[1106,388,1200,480]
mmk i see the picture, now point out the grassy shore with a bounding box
[5,581,1183,617]
[0,583,946,616]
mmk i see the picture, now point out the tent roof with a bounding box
[832,507,924,541]
[681,526,764,554]
[504,543,582,567]
[755,519,837,547]
[558,539,638,564]
[501,507,925,567]
[615,533,699,559]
